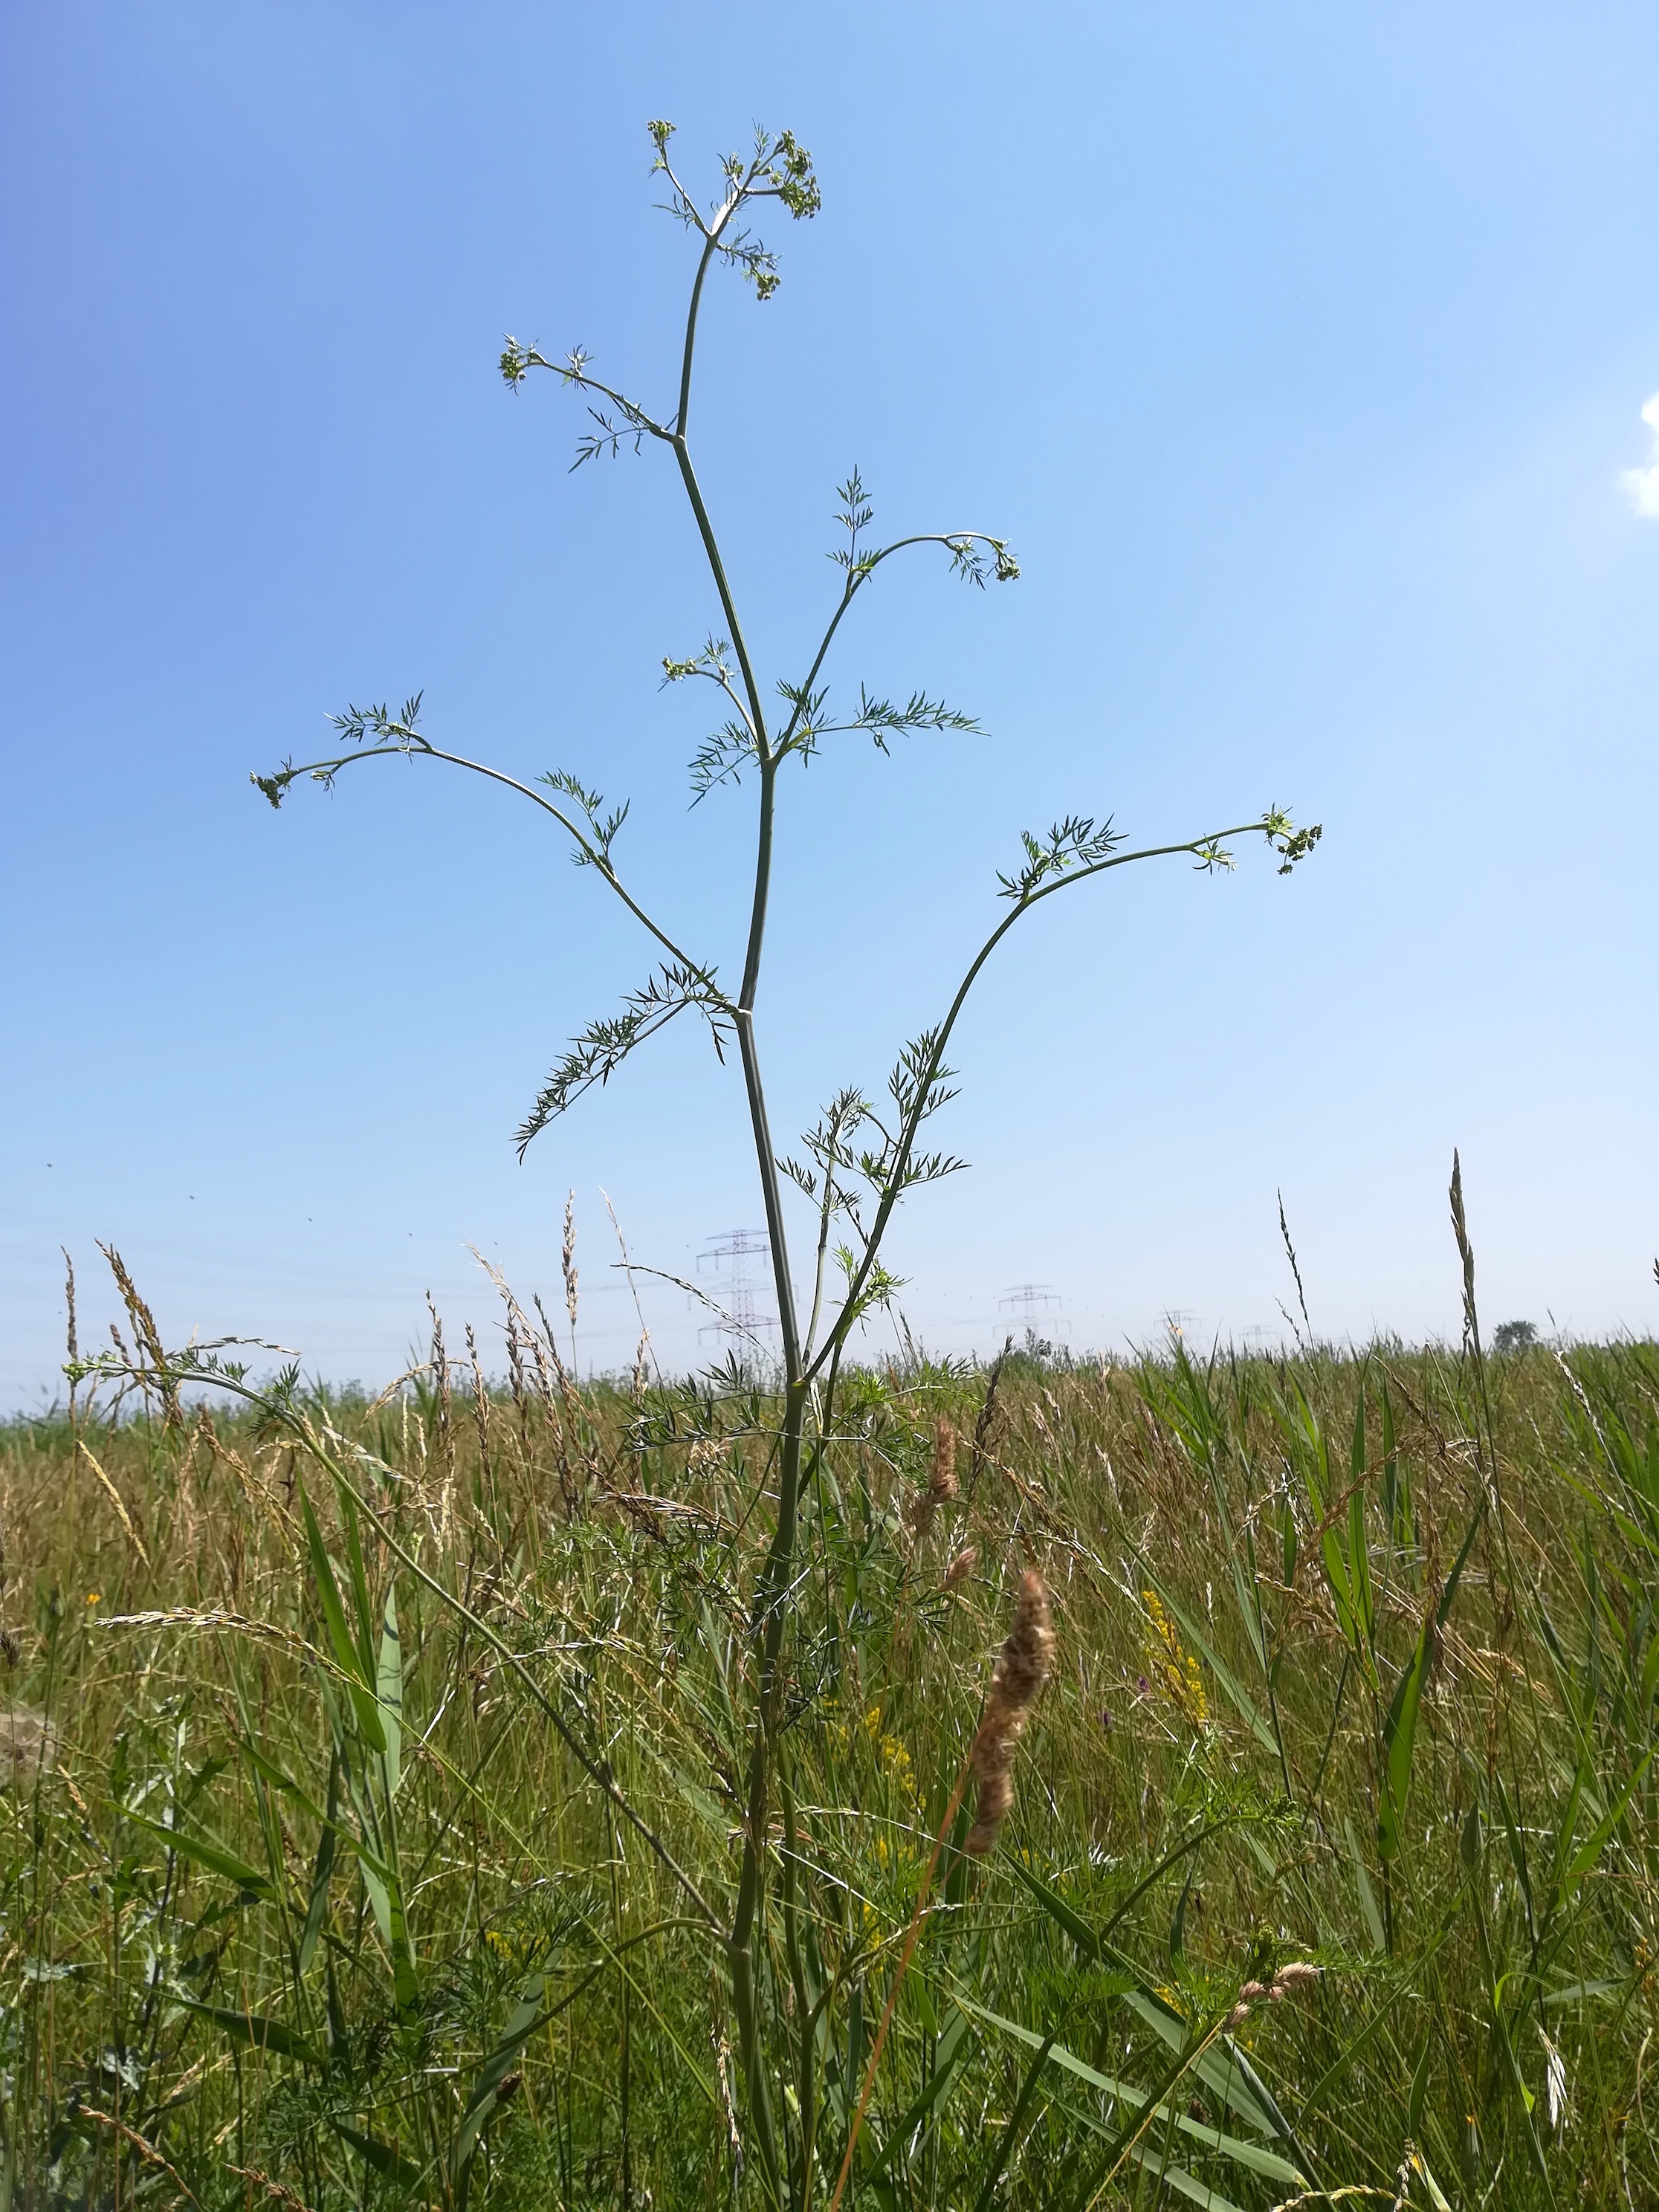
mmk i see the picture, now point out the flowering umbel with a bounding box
[964,1571,1055,1857]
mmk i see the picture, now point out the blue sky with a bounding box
[4,1,1658,1403]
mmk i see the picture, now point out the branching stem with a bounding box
[271,737,720,996]
[253,128,1317,2212]
[811,820,1292,1380]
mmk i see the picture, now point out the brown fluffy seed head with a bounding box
[964,1571,1055,1856]
[905,1417,961,1542]
[1270,1961,1322,1993]
[1227,1960,1320,2030]
[989,1571,1055,1709]
[930,1417,958,1504]
[942,1546,977,1593]
[967,1768,1014,1847]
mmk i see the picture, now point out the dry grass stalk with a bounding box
[82,2107,201,2208]
[827,1568,1057,2212]
[99,1241,181,1429]
[505,1311,528,1440]
[426,1291,456,1537]
[465,1322,492,1485]
[426,1291,453,1452]
[94,1607,324,1665]
[963,1336,1011,1504]
[824,1747,980,2212]
[226,2166,320,2212]
[62,1246,79,1420]
[77,1440,151,1566]
[524,1319,557,1419]
[965,1568,1055,1857]
[537,1293,595,1505]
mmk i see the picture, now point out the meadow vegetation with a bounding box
[1,1236,1657,2210]
[7,117,1652,2212]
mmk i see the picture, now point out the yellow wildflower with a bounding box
[1142,1590,1209,1729]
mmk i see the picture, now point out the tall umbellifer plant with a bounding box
[254,122,1319,2199]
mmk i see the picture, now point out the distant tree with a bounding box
[1493,1319,1539,1354]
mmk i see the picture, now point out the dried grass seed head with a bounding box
[989,1568,1055,1710]
[964,1569,1054,1857]
[930,1416,958,1504]
[905,1416,960,1541]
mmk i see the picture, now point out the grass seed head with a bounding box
[965,1569,1054,1856]
[942,1545,977,1592]
[562,1190,579,1335]
[906,1417,960,1541]
[1270,1961,1322,1994]
[930,1417,958,1504]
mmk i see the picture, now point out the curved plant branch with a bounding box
[254,704,719,992]
[809,809,1322,1380]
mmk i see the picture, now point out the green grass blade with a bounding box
[297,1757,338,1980]
[953,1996,1302,2182]
[123,1807,277,1903]
[1001,1852,1288,2139]
[1344,1816,1387,1949]
[377,1583,402,1802]
[453,1967,548,2183]
[1380,1506,1481,1860]
[298,1481,386,1754]
[864,2002,971,2185]
[1563,1747,1654,1886]
[968,2031,1052,2212]
[172,1997,326,2069]
[330,2118,422,2187]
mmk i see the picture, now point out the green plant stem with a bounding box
[727,1375,809,2208]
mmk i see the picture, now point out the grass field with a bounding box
[2,1260,1657,2211]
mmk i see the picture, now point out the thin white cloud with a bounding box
[1618,391,1659,516]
